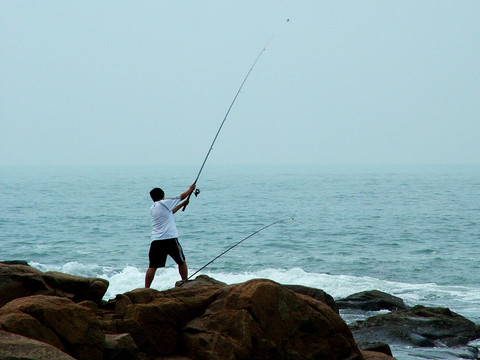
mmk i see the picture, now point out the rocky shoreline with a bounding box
[1,261,479,360]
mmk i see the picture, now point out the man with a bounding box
[145,182,196,288]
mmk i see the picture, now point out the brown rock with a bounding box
[284,284,339,314]
[0,263,108,306]
[175,274,227,288]
[358,342,393,356]
[362,350,397,360]
[0,311,65,351]
[42,271,109,304]
[181,279,363,360]
[104,333,147,360]
[0,264,49,306]
[100,279,361,359]
[0,329,75,360]
[0,295,105,360]
[117,285,224,356]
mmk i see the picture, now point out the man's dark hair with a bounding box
[150,188,164,202]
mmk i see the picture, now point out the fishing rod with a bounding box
[178,216,294,286]
[182,36,275,211]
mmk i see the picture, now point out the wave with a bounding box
[30,261,480,323]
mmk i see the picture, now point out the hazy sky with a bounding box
[1,1,479,166]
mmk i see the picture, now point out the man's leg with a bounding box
[145,267,157,288]
[178,262,188,281]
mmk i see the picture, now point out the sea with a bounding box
[1,164,479,359]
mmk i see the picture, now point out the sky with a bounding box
[1,1,479,167]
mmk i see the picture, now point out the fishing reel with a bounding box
[182,188,201,212]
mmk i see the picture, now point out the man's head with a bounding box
[150,188,165,202]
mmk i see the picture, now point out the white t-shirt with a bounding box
[150,196,181,240]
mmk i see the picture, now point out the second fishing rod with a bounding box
[182,37,274,211]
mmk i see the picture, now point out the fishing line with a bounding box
[178,216,294,286]
[182,36,275,211]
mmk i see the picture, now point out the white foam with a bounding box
[27,262,480,322]
[103,266,186,299]
[101,266,145,299]
[31,261,105,278]
[190,267,480,321]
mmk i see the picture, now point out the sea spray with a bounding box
[31,259,480,325]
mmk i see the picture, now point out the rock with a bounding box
[0,295,105,360]
[0,263,108,306]
[350,305,480,348]
[177,276,340,314]
[1,260,30,266]
[358,342,393,356]
[0,329,75,360]
[78,299,99,311]
[361,350,397,360]
[0,264,50,307]
[42,271,108,304]
[99,279,362,360]
[104,333,148,360]
[337,290,408,311]
[105,284,225,356]
[284,284,339,314]
[175,274,227,288]
[180,279,363,360]
[0,311,65,351]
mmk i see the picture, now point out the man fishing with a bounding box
[144,38,273,288]
[145,182,196,288]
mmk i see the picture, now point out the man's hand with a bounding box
[173,198,189,214]
[181,182,197,200]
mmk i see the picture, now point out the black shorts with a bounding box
[148,238,186,268]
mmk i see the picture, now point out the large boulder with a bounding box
[178,276,340,314]
[101,279,365,359]
[0,264,50,306]
[0,295,105,360]
[104,284,226,356]
[350,305,480,348]
[0,260,30,266]
[42,271,109,304]
[103,333,148,360]
[180,279,363,360]
[357,342,393,357]
[0,329,75,360]
[361,350,397,360]
[0,263,108,306]
[284,284,339,314]
[337,290,408,311]
[175,274,227,288]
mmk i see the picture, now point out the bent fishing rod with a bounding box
[182,37,275,211]
[179,216,294,286]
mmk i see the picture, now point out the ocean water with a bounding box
[1,164,479,359]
